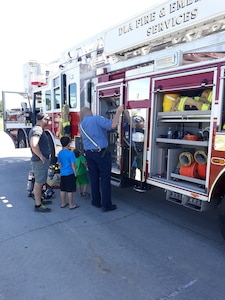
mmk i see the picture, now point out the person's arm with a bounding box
[123,109,135,128]
[71,152,77,177]
[30,135,46,163]
[71,162,77,177]
[111,105,124,129]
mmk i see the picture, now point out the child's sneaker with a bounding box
[34,204,51,212]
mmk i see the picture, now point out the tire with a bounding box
[218,196,225,239]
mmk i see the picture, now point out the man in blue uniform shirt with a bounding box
[79,105,124,211]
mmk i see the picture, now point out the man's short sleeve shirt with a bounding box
[29,125,50,161]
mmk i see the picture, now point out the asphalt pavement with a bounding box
[1,131,225,300]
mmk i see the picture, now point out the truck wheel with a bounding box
[218,196,225,239]
[18,132,27,148]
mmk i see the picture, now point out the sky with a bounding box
[0,0,162,94]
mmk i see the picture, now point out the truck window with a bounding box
[45,90,51,111]
[69,83,77,108]
[127,78,150,101]
[54,87,61,109]
[53,76,61,109]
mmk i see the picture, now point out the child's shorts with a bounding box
[60,174,76,192]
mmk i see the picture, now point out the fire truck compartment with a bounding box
[148,77,212,199]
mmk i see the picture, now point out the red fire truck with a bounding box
[3,0,225,237]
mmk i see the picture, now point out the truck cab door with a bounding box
[123,108,148,183]
[96,80,124,176]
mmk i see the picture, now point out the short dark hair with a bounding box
[36,112,50,121]
[73,149,81,157]
[60,136,71,147]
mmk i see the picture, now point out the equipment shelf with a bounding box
[157,110,211,122]
[156,138,208,146]
[150,175,207,194]
[170,172,205,185]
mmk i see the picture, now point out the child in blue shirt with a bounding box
[58,136,79,210]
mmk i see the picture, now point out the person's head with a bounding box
[80,107,92,121]
[60,136,71,148]
[73,149,81,157]
[36,112,50,128]
[134,116,145,130]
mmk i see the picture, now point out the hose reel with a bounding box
[179,151,207,179]
[194,150,207,165]
[179,152,194,167]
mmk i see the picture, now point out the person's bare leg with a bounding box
[60,191,67,207]
[33,182,43,206]
[68,192,78,209]
[83,184,88,193]
[77,184,82,195]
